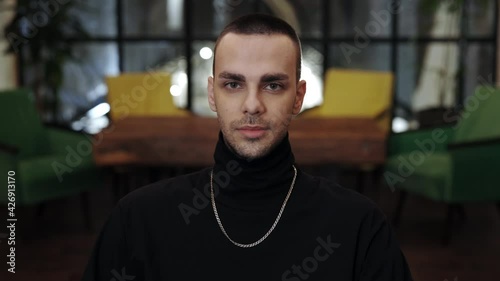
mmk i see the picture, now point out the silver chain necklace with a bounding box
[210,165,297,248]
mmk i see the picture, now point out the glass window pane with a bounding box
[301,43,324,111]
[192,0,260,37]
[285,0,323,38]
[0,7,16,89]
[123,0,184,37]
[123,42,184,72]
[328,43,391,71]
[396,42,460,129]
[396,43,417,121]
[191,41,215,116]
[401,1,497,38]
[20,43,119,124]
[413,42,458,111]
[123,42,187,109]
[399,0,461,38]
[467,0,496,36]
[464,43,495,101]
[60,43,119,121]
[69,0,117,37]
[192,0,321,38]
[330,0,392,38]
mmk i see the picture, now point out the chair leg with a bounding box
[80,192,92,231]
[392,190,407,227]
[112,169,121,203]
[442,204,460,246]
[36,203,46,219]
[456,204,466,223]
[372,166,383,201]
[356,169,374,194]
[355,170,364,194]
[496,202,500,219]
[112,168,129,203]
[149,167,161,183]
[122,171,131,196]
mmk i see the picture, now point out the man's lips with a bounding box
[237,126,268,138]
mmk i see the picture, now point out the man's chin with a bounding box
[235,149,269,161]
[230,140,272,161]
[222,130,278,160]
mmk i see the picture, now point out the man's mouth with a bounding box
[237,126,268,138]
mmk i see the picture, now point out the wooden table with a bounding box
[92,116,387,167]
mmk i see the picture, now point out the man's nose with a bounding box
[242,88,265,115]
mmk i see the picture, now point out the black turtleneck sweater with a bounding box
[82,133,413,281]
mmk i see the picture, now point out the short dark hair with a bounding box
[213,14,302,82]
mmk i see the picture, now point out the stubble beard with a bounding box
[218,115,290,161]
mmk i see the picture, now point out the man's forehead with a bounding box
[215,33,296,69]
[213,32,299,81]
[217,32,294,47]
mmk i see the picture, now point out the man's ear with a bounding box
[207,76,217,112]
[292,79,306,115]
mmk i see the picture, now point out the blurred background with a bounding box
[0,0,499,280]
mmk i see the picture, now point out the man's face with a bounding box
[208,33,306,160]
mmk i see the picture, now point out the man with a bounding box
[82,14,413,281]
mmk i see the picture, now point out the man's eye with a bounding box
[265,83,282,91]
[225,82,241,89]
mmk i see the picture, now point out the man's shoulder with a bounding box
[299,171,382,215]
[117,167,211,209]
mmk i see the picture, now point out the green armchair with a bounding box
[0,89,103,228]
[384,86,500,244]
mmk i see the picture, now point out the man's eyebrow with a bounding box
[261,73,289,83]
[218,72,245,81]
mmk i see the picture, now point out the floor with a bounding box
[1,169,499,281]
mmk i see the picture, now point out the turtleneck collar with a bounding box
[212,131,296,206]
